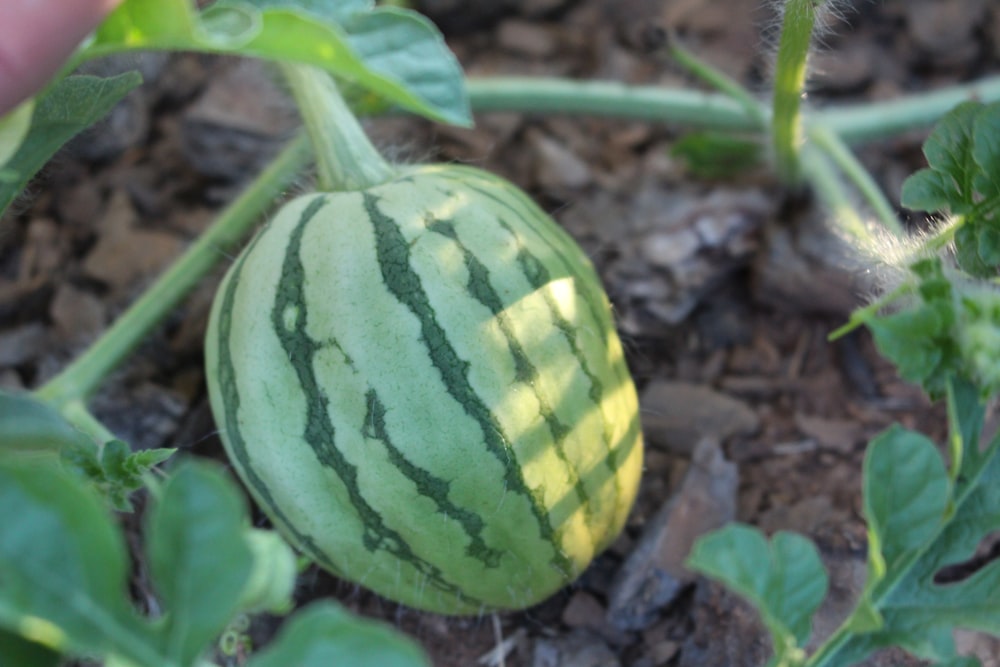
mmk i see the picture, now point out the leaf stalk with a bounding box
[34,133,311,412]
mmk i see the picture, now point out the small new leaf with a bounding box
[903,101,980,213]
[971,103,1000,202]
[867,300,954,396]
[62,438,175,512]
[901,101,1000,277]
[902,167,963,214]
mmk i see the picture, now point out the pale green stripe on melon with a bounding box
[361,386,504,569]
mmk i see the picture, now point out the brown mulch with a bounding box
[3,0,1000,665]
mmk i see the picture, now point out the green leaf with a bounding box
[971,103,1000,202]
[94,0,200,47]
[0,462,152,662]
[0,73,141,217]
[93,440,176,511]
[868,302,953,394]
[914,101,981,212]
[146,461,255,665]
[234,0,371,24]
[954,224,995,277]
[914,265,953,303]
[901,168,957,213]
[0,390,95,460]
[900,102,1000,276]
[670,131,764,179]
[812,421,1000,665]
[338,6,468,121]
[83,0,469,125]
[946,376,985,478]
[975,224,1000,266]
[0,627,61,667]
[0,458,307,666]
[248,602,431,667]
[52,434,175,513]
[687,524,827,658]
[863,425,950,580]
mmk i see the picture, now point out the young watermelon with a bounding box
[204,163,643,615]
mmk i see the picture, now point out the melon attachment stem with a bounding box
[280,63,395,192]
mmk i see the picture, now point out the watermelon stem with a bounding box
[280,64,395,192]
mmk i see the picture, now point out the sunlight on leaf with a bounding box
[82,0,469,125]
[0,627,61,667]
[0,101,34,169]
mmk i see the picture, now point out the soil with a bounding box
[3,0,1000,666]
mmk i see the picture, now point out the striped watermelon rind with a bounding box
[204,164,643,615]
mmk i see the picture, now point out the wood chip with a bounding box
[607,439,738,630]
[640,381,759,454]
[794,413,865,452]
[50,283,106,343]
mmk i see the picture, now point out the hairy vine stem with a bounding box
[465,75,1000,143]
